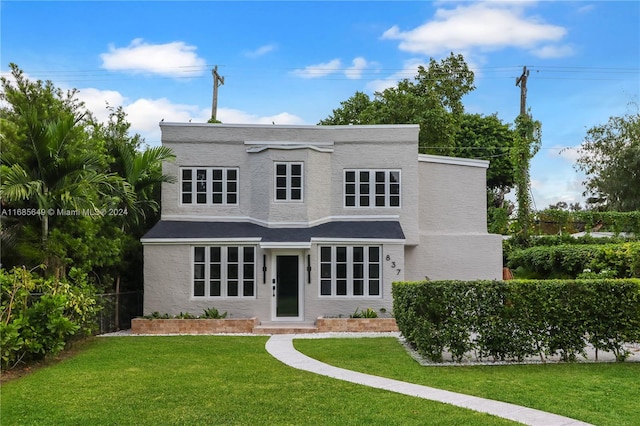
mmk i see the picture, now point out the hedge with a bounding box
[392,279,640,363]
[507,242,640,278]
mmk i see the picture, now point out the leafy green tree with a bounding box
[575,110,640,211]
[320,53,475,155]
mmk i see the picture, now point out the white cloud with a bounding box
[547,144,581,164]
[345,57,369,80]
[530,44,575,58]
[218,108,305,125]
[245,44,277,58]
[76,87,126,122]
[100,38,206,77]
[292,59,342,78]
[382,3,570,57]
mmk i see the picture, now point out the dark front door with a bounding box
[276,255,299,317]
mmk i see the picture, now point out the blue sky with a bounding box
[2,1,639,209]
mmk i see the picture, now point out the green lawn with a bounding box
[1,336,514,426]
[294,337,640,426]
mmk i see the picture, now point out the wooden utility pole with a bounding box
[211,65,224,121]
[515,66,530,116]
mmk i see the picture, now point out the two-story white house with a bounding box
[141,123,502,323]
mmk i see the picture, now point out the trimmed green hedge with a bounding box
[392,279,640,363]
[507,242,640,278]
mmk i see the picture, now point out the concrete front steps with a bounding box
[253,322,319,334]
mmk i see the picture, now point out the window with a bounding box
[181,168,238,205]
[319,246,381,297]
[345,170,400,207]
[193,246,255,297]
[275,162,303,201]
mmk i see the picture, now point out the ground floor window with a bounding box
[319,245,381,297]
[193,246,255,297]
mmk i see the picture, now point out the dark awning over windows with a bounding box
[141,220,405,244]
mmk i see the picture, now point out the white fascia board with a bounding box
[310,237,406,245]
[418,154,489,169]
[141,237,262,245]
[246,145,334,153]
[259,242,312,249]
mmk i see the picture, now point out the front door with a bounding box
[275,255,300,320]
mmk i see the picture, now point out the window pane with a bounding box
[228,247,238,262]
[291,177,301,188]
[276,189,287,200]
[227,194,237,204]
[369,280,380,296]
[336,247,347,262]
[359,171,369,181]
[228,264,238,279]
[390,171,400,183]
[336,263,347,278]
[390,184,400,195]
[182,194,192,204]
[376,196,385,207]
[354,280,364,296]
[213,182,223,193]
[244,264,254,279]
[369,264,380,279]
[291,164,302,176]
[369,247,380,262]
[345,183,355,195]
[276,164,286,175]
[345,171,355,182]
[227,169,237,180]
[276,177,287,188]
[360,196,369,206]
[194,281,205,297]
[197,169,207,180]
[210,247,221,262]
[210,281,221,296]
[345,196,355,206]
[321,263,332,278]
[360,184,369,194]
[182,182,192,192]
[196,194,207,204]
[194,264,205,280]
[321,247,332,262]
[228,281,238,296]
[375,183,385,194]
[243,247,254,262]
[227,182,237,192]
[321,280,332,295]
[194,247,205,262]
[212,169,223,180]
[210,264,221,279]
[243,281,254,297]
[212,194,223,204]
[390,196,400,207]
[182,169,192,180]
[353,264,364,279]
[291,189,301,200]
[376,171,385,182]
[337,280,347,295]
[353,247,363,262]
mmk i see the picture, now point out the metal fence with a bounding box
[96,291,143,334]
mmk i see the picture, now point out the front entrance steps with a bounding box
[253,321,319,334]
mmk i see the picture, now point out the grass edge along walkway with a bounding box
[265,334,592,426]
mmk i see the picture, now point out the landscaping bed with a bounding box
[131,317,258,334]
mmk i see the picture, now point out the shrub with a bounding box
[0,267,99,370]
[349,307,378,319]
[393,279,640,363]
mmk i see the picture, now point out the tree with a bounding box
[575,111,640,211]
[320,53,475,156]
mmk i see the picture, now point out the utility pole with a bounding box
[515,66,530,116]
[211,65,224,121]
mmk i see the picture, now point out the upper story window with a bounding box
[181,167,238,205]
[275,162,303,202]
[344,169,400,208]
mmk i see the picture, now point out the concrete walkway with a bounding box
[265,334,593,426]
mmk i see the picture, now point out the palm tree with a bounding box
[0,105,113,273]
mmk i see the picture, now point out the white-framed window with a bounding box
[181,167,238,205]
[344,169,400,208]
[275,162,303,201]
[193,246,255,297]
[319,245,381,297]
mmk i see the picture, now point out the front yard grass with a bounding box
[294,337,640,426]
[0,336,513,425]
